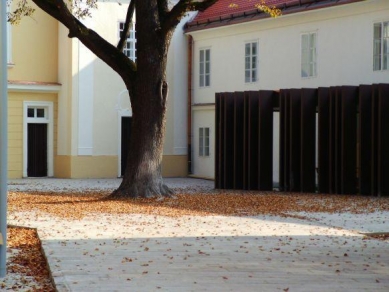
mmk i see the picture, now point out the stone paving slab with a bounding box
[8,211,389,292]
[7,178,389,291]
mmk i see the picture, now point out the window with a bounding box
[301,32,317,78]
[27,107,46,119]
[199,49,210,87]
[373,21,389,71]
[245,42,258,83]
[199,127,210,157]
[119,22,136,62]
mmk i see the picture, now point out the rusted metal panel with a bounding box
[300,88,317,192]
[289,89,302,192]
[215,93,221,189]
[247,91,259,190]
[234,92,245,189]
[224,92,235,189]
[378,84,389,196]
[329,87,342,193]
[341,86,358,194]
[358,85,373,195]
[258,90,274,191]
[279,89,291,191]
[318,87,330,193]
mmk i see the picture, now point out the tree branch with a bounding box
[157,0,169,23]
[161,0,217,34]
[117,0,135,52]
[31,0,136,82]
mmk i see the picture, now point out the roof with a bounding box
[185,0,364,32]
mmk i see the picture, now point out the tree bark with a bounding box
[27,0,219,198]
[110,1,174,198]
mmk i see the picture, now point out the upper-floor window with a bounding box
[199,127,210,157]
[199,48,210,87]
[301,32,317,78]
[373,21,389,71]
[119,21,136,62]
[245,42,258,83]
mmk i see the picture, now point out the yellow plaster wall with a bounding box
[8,92,58,178]
[161,155,187,177]
[71,156,118,178]
[53,154,187,178]
[8,3,58,82]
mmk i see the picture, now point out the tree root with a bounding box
[108,181,174,199]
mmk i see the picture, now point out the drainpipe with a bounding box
[187,35,193,174]
[0,0,8,278]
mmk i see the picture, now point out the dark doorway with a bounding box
[27,123,48,177]
[121,117,132,176]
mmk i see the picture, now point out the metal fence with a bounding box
[215,84,389,196]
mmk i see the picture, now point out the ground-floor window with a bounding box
[199,127,210,157]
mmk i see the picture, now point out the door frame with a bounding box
[23,101,54,177]
[117,109,132,177]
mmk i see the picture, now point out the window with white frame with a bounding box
[119,22,136,62]
[199,49,210,87]
[373,21,389,71]
[301,32,317,78]
[199,127,210,157]
[245,42,258,83]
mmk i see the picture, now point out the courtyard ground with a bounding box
[2,178,389,291]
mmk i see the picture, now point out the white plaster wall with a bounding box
[68,1,190,160]
[165,12,195,155]
[192,107,215,178]
[57,24,73,155]
[189,0,389,179]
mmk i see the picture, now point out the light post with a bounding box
[0,0,8,278]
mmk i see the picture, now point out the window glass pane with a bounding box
[384,22,389,37]
[245,57,250,70]
[374,23,382,39]
[252,69,257,82]
[374,40,382,55]
[301,34,309,50]
[301,63,309,78]
[245,70,251,83]
[384,39,389,54]
[200,62,204,74]
[205,75,210,87]
[205,49,210,61]
[374,56,381,71]
[205,146,209,156]
[37,108,45,118]
[200,75,204,87]
[27,108,34,118]
[252,43,257,55]
[205,62,210,74]
[199,128,204,156]
[252,56,257,67]
[245,44,250,56]
[310,33,316,47]
[200,50,204,62]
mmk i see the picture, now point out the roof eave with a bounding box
[184,0,365,33]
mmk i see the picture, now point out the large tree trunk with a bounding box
[110,1,174,198]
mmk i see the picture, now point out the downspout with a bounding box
[187,35,193,174]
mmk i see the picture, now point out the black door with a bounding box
[27,123,48,177]
[121,117,132,176]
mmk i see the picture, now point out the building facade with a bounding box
[7,1,189,178]
[185,0,389,181]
